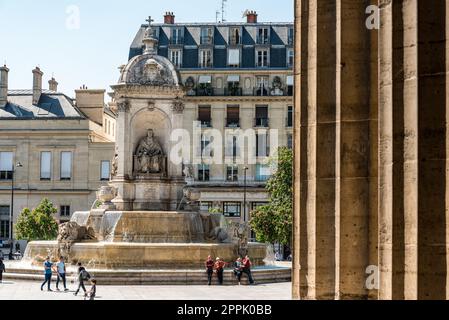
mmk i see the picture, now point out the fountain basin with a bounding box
[24,241,267,269]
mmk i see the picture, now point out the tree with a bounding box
[15,198,59,241]
[250,147,293,245]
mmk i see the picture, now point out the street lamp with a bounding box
[243,166,249,223]
[9,162,23,260]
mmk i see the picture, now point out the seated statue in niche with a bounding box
[135,129,165,174]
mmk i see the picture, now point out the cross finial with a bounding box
[146,16,154,26]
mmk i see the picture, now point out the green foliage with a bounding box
[209,207,223,214]
[250,147,293,245]
[15,198,59,241]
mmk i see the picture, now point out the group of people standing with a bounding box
[40,256,96,300]
[205,255,255,286]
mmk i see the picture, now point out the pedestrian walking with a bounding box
[84,279,97,301]
[40,256,53,291]
[0,258,5,283]
[233,257,243,285]
[205,255,214,285]
[55,256,68,291]
[74,262,90,296]
[214,257,226,285]
[242,255,255,285]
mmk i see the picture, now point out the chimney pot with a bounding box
[32,66,43,105]
[48,77,58,92]
[0,65,9,108]
[164,11,175,24]
[246,10,258,23]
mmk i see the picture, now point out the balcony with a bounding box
[197,119,212,128]
[255,118,269,128]
[224,87,243,96]
[254,87,269,96]
[196,87,214,96]
[225,118,240,128]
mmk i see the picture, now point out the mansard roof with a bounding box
[0,90,85,119]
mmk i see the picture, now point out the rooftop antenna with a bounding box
[216,10,220,23]
[221,0,227,23]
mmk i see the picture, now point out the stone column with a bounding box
[293,0,374,300]
[378,0,448,300]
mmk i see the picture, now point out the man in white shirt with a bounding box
[56,256,68,291]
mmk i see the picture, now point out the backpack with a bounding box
[81,269,91,281]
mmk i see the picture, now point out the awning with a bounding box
[286,75,294,86]
[199,75,212,84]
[227,75,240,82]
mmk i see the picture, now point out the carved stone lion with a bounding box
[57,221,96,243]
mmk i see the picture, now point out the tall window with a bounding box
[228,48,240,67]
[256,76,269,96]
[287,48,294,67]
[230,27,241,45]
[199,134,213,158]
[201,27,213,44]
[256,164,271,181]
[288,27,294,45]
[256,50,269,67]
[255,105,269,127]
[226,165,239,181]
[169,49,182,68]
[60,205,71,218]
[287,106,293,127]
[226,105,240,127]
[0,151,13,180]
[199,49,212,68]
[0,206,10,239]
[256,132,269,157]
[198,164,210,181]
[198,106,212,127]
[223,202,241,217]
[100,161,110,181]
[171,27,183,44]
[60,151,72,181]
[257,27,269,44]
[287,134,293,149]
[40,151,52,180]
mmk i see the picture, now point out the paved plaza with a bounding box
[0,280,292,300]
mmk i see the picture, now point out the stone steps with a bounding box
[3,268,291,286]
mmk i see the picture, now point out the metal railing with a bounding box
[254,118,269,127]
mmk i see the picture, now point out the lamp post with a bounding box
[9,162,23,260]
[243,166,248,223]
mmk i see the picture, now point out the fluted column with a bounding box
[294,0,374,299]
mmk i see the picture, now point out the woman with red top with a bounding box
[205,255,214,285]
[242,255,255,285]
[214,257,226,285]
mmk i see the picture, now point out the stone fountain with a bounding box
[8,19,290,284]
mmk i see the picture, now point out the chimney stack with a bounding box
[164,12,175,24]
[48,77,58,92]
[32,66,43,105]
[0,65,9,108]
[246,10,258,23]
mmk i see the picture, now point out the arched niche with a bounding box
[129,107,173,177]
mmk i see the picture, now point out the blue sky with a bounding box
[0,0,293,96]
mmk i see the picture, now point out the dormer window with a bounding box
[200,27,213,45]
[171,28,183,45]
[229,27,241,45]
[257,27,269,44]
